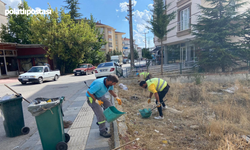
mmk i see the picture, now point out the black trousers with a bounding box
[155,84,170,117]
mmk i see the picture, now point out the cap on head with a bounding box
[136,73,139,76]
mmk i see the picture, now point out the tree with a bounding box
[83,14,107,65]
[142,48,152,59]
[29,7,97,73]
[192,0,245,72]
[111,50,122,55]
[64,0,82,21]
[128,49,139,60]
[0,0,31,44]
[142,48,152,71]
[148,0,176,75]
[239,9,250,68]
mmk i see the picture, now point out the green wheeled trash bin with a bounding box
[32,96,70,150]
[0,96,30,137]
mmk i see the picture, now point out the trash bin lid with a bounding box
[0,95,22,104]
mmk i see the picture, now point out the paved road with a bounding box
[0,74,96,150]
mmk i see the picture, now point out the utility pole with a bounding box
[128,0,134,68]
[143,32,148,49]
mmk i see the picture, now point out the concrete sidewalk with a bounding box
[18,89,115,150]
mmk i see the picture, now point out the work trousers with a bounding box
[155,84,170,117]
[87,95,112,132]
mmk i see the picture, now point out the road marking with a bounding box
[67,101,94,150]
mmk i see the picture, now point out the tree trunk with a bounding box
[161,40,163,75]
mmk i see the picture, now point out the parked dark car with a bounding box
[73,63,95,76]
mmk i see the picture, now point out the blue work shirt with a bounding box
[86,77,114,98]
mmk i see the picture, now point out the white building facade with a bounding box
[154,0,248,66]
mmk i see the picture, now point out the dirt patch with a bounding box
[115,79,250,150]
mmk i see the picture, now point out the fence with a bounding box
[122,60,250,78]
[122,61,197,78]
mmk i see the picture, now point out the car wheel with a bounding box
[92,71,94,74]
[74,73,77,76]
[54,75,58,81]
[21,82,26,85]
[38,77,43,84]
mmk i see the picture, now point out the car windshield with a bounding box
[97,63,113,68]
[28,67,43,72]
[78,65,88,68]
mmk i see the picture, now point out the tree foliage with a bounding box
[83,14,107,66]
[29,7,97,73]
[239,9,250,64]
[64,0,82,21]
[147,0,175,75]
[128,49,139,60]
[0,0,31,44]
[142,48,152,59]
[192,0,245,72]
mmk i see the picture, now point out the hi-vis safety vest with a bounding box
[139,72,149,79]
[146,78,167,93]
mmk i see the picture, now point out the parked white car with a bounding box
[95,62,123,78]
[18,66,60,84]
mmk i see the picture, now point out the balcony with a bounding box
[101,45,105,49]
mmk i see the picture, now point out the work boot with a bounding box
[100,131,111,138]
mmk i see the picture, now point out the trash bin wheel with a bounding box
[65,133,70,143]
[21,127,30,135]
[56,141,68,150]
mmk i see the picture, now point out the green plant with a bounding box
[193,72,203,85]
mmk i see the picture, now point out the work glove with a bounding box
[96,100,103,106]
[115,97,122,105]
[156,101,161,107]
[147,98,151,104]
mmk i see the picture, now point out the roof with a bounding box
[0,42,46,48]
[96,22,106,26]
[123,38,130,41]
[115,31,125,34]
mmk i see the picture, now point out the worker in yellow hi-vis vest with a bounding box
[139,78,170,120]
[136,71,152,82]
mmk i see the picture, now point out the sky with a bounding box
[3,0,155,48]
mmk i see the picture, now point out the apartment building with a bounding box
[0,0,7,39]
[122,37,138,57]
[96,22,125,54]
[154,0,249,66]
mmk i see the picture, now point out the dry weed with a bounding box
[116,78,250,150]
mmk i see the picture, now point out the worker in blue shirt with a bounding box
[86,74,122,138]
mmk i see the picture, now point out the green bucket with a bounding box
[139,108,152,118]
[103,106,126,123]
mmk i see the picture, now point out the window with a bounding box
[179,7,190,31]
[97,62,113,68]
[44,67,49,72]
[6,57,18,71]
[115,35,118,39]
